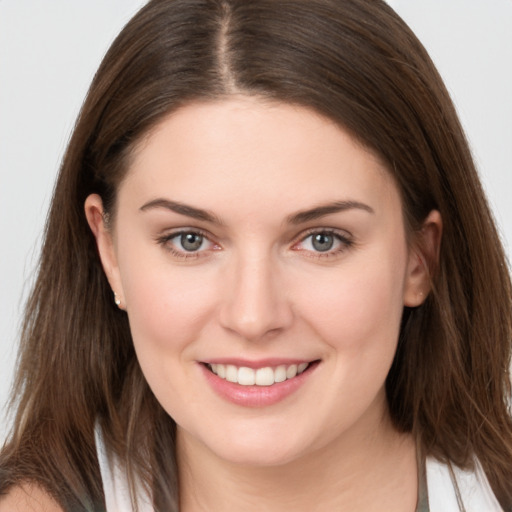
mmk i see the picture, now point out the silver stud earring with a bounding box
[114,292,121,307]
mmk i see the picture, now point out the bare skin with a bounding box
[0,485,63,512]
[86,97,440,511]
[178,390,419,512]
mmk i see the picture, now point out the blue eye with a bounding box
[296,230,352,255]
[179,232,205,252]
[310,233,335,252]
[157,230,216,257]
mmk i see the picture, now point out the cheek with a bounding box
[118,259,221,411]
[291,249,408,430]
[117,249,218,355]
[297,249,407,355]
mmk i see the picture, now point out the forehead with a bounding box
[119,97,400,221]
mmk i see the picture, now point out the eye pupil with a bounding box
[181,233,203,251]
[312,233,334,252]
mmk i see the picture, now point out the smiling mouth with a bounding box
[205,362,316,386]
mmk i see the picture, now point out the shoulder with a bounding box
[0,484,63,512]
[426,456,504,512]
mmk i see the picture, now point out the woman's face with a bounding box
[87,97,434,466]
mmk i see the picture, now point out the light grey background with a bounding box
[1,1,511,442]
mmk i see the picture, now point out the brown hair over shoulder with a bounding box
[1,0,511,510]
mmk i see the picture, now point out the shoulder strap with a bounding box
[94,422,154,512]
[426,456,503,512]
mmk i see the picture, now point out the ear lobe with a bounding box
[403,210,443,307]
[84,194,125,308]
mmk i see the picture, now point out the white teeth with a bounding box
[274,365,287,383]
[255,367,275,386]
[286,364,298,379]
[226,365,238,383]
[238,367,255,386]
[208,362,311,386]
[217,364,226,378]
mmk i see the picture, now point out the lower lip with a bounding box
[200,362,318,407]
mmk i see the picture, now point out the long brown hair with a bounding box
[2,0,511,510]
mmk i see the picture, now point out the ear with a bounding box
[84,194,125,309]
[403,209,443,307]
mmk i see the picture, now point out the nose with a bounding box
[219,251,293,342]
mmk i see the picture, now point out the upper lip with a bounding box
[200,358,317,369]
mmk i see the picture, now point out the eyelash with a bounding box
[292,229,354,259]
[156,229,218,260]
[155,228,354,260]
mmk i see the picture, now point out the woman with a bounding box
[1,0,511,510]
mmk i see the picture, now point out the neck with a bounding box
[176,401,418,512]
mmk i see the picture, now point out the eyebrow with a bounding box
[139,198,374,225]
[286,201,374,224]
[139,198,224,225]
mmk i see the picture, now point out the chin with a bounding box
[194,421,317,468]
[215,441,306,468]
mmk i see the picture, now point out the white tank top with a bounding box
[94,423,503,512]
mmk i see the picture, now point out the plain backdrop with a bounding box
[1,0,511,442]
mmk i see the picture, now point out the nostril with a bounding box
[218,262,293,340]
